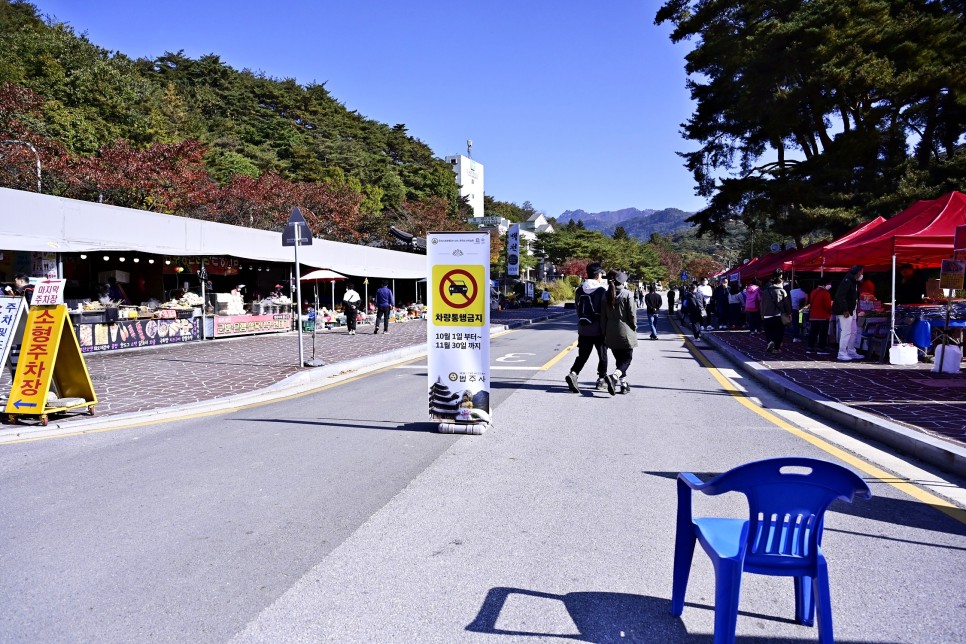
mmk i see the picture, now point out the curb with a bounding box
[693,323,966,477]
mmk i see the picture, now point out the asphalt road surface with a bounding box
[1,314,964,643]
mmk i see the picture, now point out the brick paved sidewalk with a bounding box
[699,324,966,447]
[1,307,570,426]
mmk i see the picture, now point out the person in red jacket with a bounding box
[806,281,833,355]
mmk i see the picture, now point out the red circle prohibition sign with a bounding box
[439,269,478,309]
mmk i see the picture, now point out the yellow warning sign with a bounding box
[432,264,486,327]
[4,305,97,420]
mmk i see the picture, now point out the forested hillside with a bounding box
[0,0,469,245]
[557,207,693,239]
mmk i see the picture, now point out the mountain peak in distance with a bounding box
[556,207,693,239]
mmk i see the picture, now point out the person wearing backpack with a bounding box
[601,270,638,394]
[644,283,663,340]
[565,262,609,394]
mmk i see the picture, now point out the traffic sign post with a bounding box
[427,231,491,434]
[282,207,312,367]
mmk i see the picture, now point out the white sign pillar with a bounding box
[427,231,491,434]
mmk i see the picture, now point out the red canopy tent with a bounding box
[819,191,966,271]
[745,246,800,281]
[819,191,966,345]
[789,216,888,272]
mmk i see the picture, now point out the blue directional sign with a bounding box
[282,207,313,246]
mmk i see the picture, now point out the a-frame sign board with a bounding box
[4,305,97,424]
[0,296,26,372]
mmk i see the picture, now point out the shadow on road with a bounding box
[466,586,878,643]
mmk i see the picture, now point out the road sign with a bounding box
[427,232,491,433]
[282,207,313,247]
[433,265,485,323]
[4,305,97,418]
[30,279,67,306]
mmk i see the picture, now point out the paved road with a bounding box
[1,315,964,643]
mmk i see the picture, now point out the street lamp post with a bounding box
[0,139,41,193]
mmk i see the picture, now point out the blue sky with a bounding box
[33,0,705,218]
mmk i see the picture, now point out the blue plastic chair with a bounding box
[671,457,872,643]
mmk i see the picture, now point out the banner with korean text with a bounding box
[427,231,491,429]
[507,223,520,278]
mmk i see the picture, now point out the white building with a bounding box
[444,153,484,219]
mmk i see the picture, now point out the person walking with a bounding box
[789,279,807,342]
[373,280,394,334]
[760,270,792,354]
[541,289,551,309]
[644,283,662,340]
[713,278,731,328]
[667,286,676,316]
[342,282,361,335]
[601,270,638,394]
[806,281,833,355]
[728,282,744,329]
[697,278,713,330]
[565,262,609,394]
[744,279,762,333]
[685,283,704,340]
[832,265,865,361]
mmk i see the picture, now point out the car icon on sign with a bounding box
[448,280,469,296]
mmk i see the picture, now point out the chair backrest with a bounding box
[706,458,871,565]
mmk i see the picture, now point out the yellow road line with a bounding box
[670,317,966,524]
[540,340,578,371]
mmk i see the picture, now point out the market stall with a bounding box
[71,294,203,353]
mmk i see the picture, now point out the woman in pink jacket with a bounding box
[744,279,762,333]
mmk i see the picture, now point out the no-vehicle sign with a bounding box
[427,232,491,432]
[433,266,485,322]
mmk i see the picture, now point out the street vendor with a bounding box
[4,274,34,302]
[894,263,925,304]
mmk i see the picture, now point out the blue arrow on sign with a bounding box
[13,400,37,409]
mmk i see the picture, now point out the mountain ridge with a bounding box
[555,207,695,240]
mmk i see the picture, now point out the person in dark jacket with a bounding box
[713,278,731,328]
[373,280,394,334]
[832,265,864,361]
[600,270,638,394]
[644,284,663,340]
[760,269,792,354]
[667,286,676,316]
[565,262,609,393]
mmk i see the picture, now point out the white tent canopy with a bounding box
[0,187,426,279]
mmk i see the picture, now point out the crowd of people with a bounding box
[666,264,926,361]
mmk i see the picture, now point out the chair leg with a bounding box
[794,575,815,626]
[814,560,834,644]
[712,559,743,644]
[671,530,696,616]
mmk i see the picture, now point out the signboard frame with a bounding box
[4,305,97,424]
[427,231,491,434]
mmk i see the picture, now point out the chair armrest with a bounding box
[677,472,707,491]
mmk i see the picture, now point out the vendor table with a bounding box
[72,312,202,353]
